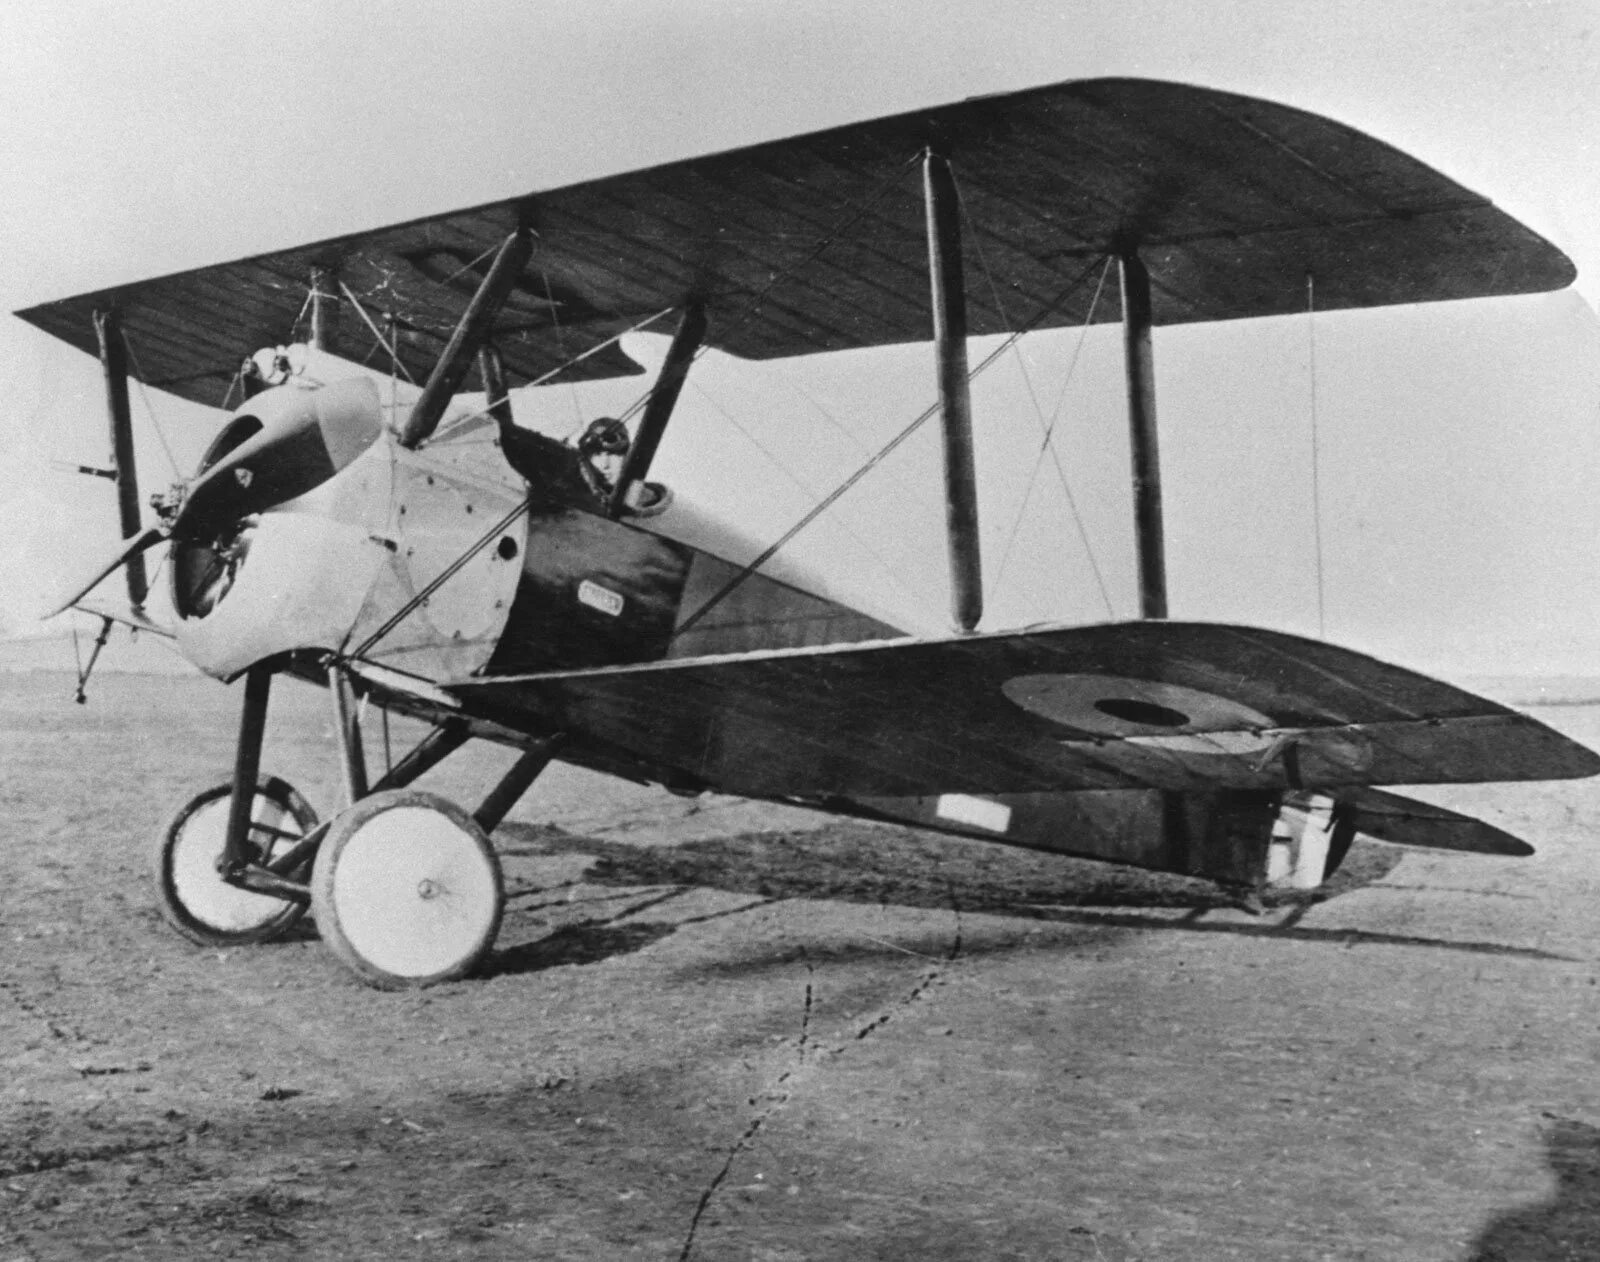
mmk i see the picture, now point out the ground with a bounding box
[2,662,1599,1260]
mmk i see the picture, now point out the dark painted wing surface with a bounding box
[450,622,1600,798]
[16,79,1572,406]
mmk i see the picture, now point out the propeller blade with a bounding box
[48,526,166,618]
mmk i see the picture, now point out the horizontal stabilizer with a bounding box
[1335,787,1533,856]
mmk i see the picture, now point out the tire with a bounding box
[154,776,316,947]
[310,789,504,990]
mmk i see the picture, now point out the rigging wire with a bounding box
[362,152,922,456]
[532,254,588,438]
[673,256,1107,638]
[338,280,418,384]
[957,177,1117,621]
[1307,272,1327,637]
[957,187,1053,624]
[685,379,928,613]
[420,306,682,447]
[342,494,534,662]
[994,258,1116,619]
[525,306,675,392]
[759,361,878,462]
[117,334,183,480]
[438,244,500,290]
[597,152,927,441]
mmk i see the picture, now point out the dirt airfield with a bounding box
[3,654,1600,1261]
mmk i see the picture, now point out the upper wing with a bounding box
[16,78,1572,407]
[448,621,1600,797]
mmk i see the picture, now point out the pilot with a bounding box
[496,413,633,509]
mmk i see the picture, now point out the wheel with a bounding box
[310,790,504,989]
[154,776,316,947]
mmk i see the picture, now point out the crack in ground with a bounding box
[843,896,964,1045]
[677,967,816,1262]
[678,868,965,1260]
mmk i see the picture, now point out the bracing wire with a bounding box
[532,255,588,438]
[674,257,1106,638]
[595,152,927,444]
[342,494,534,662]
[521,305,675,394]
[685,379,928,613]
[674,397,948,637]
[423,306,681,446]
[958,188,1054,623]
[954,174,1115,620]
[1306,273,1327,637]
[989,261,1116,619]
[438,244,500,290]
[761,361,878,462]
[117,333,183,480]
[338,280,417,384]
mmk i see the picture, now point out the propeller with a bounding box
[50,377,385,618]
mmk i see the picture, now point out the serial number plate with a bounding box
[577,580,625,618]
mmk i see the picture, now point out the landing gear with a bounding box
[310,790,504,989]
[153,776,315,946]
[149,659,559,988]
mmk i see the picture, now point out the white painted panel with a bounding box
[936,794,1012,833]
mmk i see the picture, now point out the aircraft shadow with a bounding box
[496,817,1402,917]
[485,918,681,977]
[476,819,1567,977]
[1465,1116,1600,1260]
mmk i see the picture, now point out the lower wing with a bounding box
[449,621,1600,798]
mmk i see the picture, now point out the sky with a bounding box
[0,0,1596,678]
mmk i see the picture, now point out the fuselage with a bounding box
[170,376,899,683]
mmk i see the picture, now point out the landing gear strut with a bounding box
[149,660,560,988]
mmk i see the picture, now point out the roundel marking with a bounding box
[1001,673,1275,740]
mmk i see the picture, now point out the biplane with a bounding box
[18,78,1598,989]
